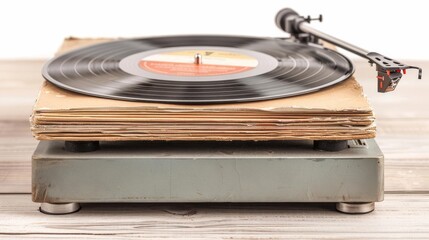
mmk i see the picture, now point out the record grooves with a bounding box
[42,36,354,103]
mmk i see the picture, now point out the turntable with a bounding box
[30,8,422,215]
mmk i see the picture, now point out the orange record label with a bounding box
[139,50,258,76]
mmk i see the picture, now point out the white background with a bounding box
[0,0,427,60]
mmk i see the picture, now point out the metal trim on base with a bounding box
[336,202,375,214]
[39,203,81,215]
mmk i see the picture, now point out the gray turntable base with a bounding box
[32,139,383,214]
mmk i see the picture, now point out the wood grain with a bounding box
[2,125,428,193]
[0,60,44,121]
[0,194,428,239]
[2,118,429,193]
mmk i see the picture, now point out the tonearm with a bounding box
[275,8,422,93]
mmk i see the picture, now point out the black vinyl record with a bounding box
[42,35,354,104]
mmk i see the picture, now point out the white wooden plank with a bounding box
[1,119,429,193]
[0,60,44,121]
[0,194,428,239]
[0,121,36,193]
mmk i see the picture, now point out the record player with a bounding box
[30,8,422,215]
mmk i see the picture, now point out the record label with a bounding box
[119,45,278,82]
[139,50,258,76]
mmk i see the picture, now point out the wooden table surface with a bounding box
[0,59,428,239]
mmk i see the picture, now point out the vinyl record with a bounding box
[42,35,354,103]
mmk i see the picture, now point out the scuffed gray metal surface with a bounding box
[32,140,383,203]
